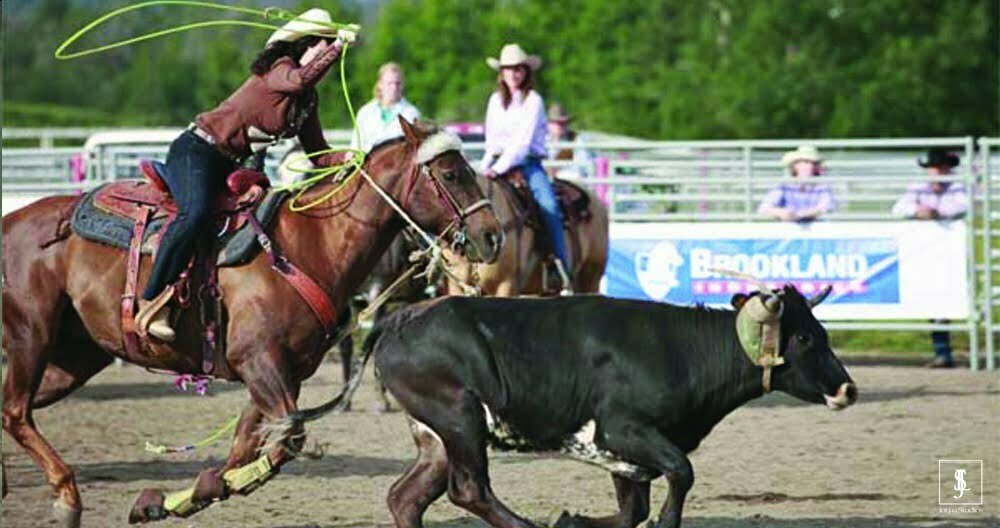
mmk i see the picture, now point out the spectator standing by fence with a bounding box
[892,148,968,368]
[351,62,421,153]
[759,145,836,222]
[546,103,593,179]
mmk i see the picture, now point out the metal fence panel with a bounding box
[2,130,994,369]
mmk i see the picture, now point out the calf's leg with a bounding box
[390,383,536,528]
[553,475,650,528]
[598,421,693,528]
[387,418,449,527]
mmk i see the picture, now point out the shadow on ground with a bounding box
[270,515,998,528]
[69,380,245,401]
[0,454,408,485]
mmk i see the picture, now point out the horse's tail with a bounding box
[259,333,373,449]
[279,306,416,431]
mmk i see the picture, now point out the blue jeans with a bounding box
[523,158,569,267]
[142,131,235,300]
[931,331,953,361]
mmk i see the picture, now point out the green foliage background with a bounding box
[4,0,998,138]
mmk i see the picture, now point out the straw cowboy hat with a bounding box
[267,8,336,46]
[487,43,542,71]
[918,147,960,168]
[547,103,572,123]
[781,145,823,167]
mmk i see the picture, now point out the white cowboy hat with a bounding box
[486,43,542,71]
[781,145,823,167]
[266,8,336,46]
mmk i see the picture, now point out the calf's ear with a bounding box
[731,293,749,310]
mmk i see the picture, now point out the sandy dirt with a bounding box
[2,359,998,528]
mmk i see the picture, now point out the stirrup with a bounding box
[137,286,176,342]
[553,259,573,296]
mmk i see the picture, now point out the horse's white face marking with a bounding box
[417,131,463,164]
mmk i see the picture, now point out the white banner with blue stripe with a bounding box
[602,221,968,319]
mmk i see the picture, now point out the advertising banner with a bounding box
[603,221,969,319]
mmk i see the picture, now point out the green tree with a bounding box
[3,0,997,138]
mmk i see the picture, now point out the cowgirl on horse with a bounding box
[138,8,354,340]
[479,43,573,294]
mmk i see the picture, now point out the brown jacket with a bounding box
[196,40,344,166]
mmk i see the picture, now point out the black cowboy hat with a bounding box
[918,148,960,168]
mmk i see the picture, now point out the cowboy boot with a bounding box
[137,286,176,342]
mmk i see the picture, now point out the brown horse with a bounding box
[446,170,608,296]
[1,118,500,527]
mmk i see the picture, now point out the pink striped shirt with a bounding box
[891,182,968,219]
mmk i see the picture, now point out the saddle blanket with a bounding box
[70,182,289,267]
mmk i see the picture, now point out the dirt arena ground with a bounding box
[2,358,997,527]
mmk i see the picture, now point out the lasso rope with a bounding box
[276,39,367,212]
[54,2,474,454]
[54,0,365,212]
[144,414,240,454]
[54,2,358,60]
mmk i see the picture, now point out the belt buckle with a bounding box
[188,123,214,145]
[198,128,215,146]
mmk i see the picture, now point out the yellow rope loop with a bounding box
[276,40,367,212]
[54,1,359,60]
[52,4,366,454]
[55,3,365,213]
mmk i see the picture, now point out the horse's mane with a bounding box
[365,120,443,162]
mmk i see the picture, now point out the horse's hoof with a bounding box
[192,468,227,503]
[52,499,82,528]
[300,439,327,460]
[128,488,167,524]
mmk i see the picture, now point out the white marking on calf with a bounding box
[482,404,534,450]
[560,420,658,481]
[482,404,659,482]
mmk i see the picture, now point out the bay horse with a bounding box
[1,118,500,527]
[282,140,428,413]
[446,170,608,296]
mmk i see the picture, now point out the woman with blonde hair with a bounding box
[480,43,571,290]
[352,62,421,152]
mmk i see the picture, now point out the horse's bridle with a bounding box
[402,153,494,252]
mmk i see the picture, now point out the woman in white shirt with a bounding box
[352,62,421,152]
[480,43,569,276]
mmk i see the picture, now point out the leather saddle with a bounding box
[93,160,270,233]
[495,171,592,231]
[87,160,270,373]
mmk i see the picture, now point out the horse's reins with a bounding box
[358,156,487,300]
